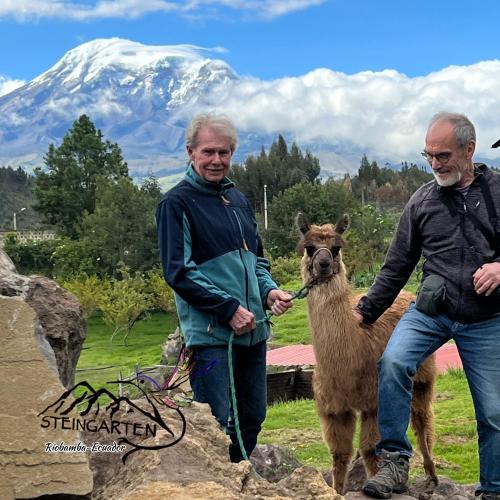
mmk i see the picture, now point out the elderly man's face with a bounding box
[424,120,475,188]
[187,126,233,183]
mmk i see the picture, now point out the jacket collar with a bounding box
[184,163,234,195]
[436,162,488,194]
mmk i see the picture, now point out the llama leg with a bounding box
[411,380,437,481]
[319,409,356,494]
[360,410,379,476]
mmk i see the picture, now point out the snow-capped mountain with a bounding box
[0,38,239,173]
[3,38,499,176]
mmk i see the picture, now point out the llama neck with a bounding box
[307,278,354,326]
[305,271,363,358]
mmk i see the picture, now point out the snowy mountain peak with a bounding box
[0,38,239,172]
[32,38,233,86]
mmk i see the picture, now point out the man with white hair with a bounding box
[355,112,500,498]
[156,113,292,462]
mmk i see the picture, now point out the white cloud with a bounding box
[0,76,25,97]
[201,60,500,164]
[188,0,327,19]
[0,0,326,21]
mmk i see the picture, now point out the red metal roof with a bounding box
[267,345,316,367]
[267,342,462,374]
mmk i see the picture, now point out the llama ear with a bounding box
[296,212,310,235]
[296,241,305,256]
[335,214,350,234]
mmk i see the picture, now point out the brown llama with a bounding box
[296,212,437,494]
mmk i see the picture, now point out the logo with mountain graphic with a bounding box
[38,380,186,463]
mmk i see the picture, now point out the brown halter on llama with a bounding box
[296,212,437,494]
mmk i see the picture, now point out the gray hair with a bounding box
[185,113,238,152]
[428,111,476,147]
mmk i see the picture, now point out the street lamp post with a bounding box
[13,207,26,231]
[263,185,268,230]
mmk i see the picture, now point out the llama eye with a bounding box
[305,245,315,257]
[331,246,341,257]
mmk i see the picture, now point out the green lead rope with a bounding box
[227,280,317,464]
[228,330,250,461]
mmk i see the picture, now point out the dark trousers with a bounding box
[189,340,267,462]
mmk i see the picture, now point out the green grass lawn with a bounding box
[264,281,478,483]
[78,288,479,484]
[270,280,311,346]
[261,369,478,484]
[76,311,178,394]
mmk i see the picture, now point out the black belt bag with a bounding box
[415,275,447,316]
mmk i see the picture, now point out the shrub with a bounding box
[98,276,152,346]
[145,267,176,313]
[61,274,104,319]
[269,254,302,286]
[52,238,100,280]
[349,264,382,289]
[3,233,58,277]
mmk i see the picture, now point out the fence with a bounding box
[75,364,314,405]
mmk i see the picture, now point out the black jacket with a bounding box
[358,164,500,324]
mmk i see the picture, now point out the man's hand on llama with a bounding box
[353,310,364,324]
[267,289,293,316]
[473,262,500,296]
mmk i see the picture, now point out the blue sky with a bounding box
[1,0,500,169]
[1,0,500,83]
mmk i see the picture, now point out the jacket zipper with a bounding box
[457,201,466,317]
[233,211,250,308]
[232,209,249,251]
[233,209,253,343]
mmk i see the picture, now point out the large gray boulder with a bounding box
[85,400,339,499]
[0,295,93,499]
[0,249,92,499]
[0,249,86,388]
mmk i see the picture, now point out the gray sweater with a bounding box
[358,164,500,324]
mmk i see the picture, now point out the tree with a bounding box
[80,176,161,275]
[231,136,321,212]
[61,274,103,319]
[145,268,176,313]
[33,115,129,238]
[345,204,397,276]
[52,237,100,279]
[264,180,358,256]
[400,162,433,194]
[99,274,152,345]
[0,166,40,230]
[351,156,432,208]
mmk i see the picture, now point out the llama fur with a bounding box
[297,213,437,494]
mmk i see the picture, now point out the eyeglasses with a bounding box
[421,151,452,164]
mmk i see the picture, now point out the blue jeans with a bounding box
[377,303,500,493]
[189,340,267,462]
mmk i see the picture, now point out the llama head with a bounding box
[296,212,350,282]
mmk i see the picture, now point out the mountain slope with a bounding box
[0,38,237,172]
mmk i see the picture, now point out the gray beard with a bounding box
[433,169,462,187]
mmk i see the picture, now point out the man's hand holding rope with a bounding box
[267,289,293,316]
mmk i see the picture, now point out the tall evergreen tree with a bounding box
[33,115,129,238]
[231,136,321,212]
